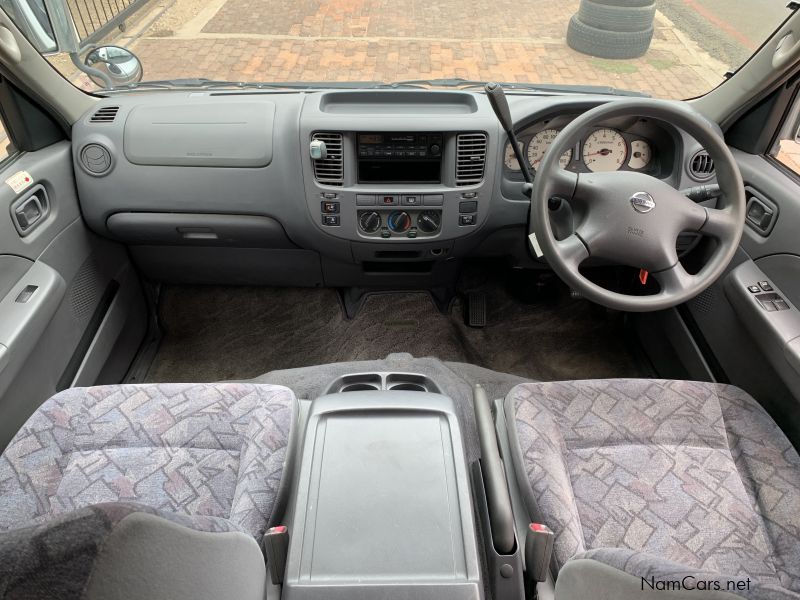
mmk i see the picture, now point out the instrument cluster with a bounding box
[504,115,666,176]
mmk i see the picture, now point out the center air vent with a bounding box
[456,132,487,186]
[311,132,343,186]
[689,150,715,180]
[90,106,119,123]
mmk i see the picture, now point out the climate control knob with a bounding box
[387,211,412,233]
[417,211,441,233]
[359,211,381,233]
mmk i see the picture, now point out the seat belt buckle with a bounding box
[263,525,289,584]
[524,523,554,583]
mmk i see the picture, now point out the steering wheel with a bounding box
[531,99,746,312]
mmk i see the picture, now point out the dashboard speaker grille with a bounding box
[90,106,119,123]
[689,150,714,180]
[456,132,487,186]
[312,132,344,186]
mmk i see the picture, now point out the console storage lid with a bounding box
[285,391,482,600]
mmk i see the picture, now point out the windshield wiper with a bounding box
[104,78,429,92]
[388,78,649,97]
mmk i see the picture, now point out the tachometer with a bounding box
[504,142,522,171]
[527,129,573,171]
[628,140,652,170]
[582,128,627,172]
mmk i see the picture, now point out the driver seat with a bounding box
[504,379,800,599]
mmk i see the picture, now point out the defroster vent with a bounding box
[90,106,119,123]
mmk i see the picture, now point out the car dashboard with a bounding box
[71,89,716,287]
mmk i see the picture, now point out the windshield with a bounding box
[8,0,794,98]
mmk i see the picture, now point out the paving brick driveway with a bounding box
[102,0,727,98]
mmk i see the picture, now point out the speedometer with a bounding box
[527,129,573,171]
[582,129,627,172]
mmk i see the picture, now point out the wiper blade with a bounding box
[388,78,648,97]
[105,78,429,92]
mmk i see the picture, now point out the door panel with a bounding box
[0,140,147,449]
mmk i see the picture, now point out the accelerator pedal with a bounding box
[466,292,487,328]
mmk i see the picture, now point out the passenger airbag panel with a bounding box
[123,101,275,167]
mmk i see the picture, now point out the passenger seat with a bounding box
[0,382,298,598]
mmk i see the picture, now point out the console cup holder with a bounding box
[325,372,441,394]
[340,382,381,392]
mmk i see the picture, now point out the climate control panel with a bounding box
[358,209,442,238]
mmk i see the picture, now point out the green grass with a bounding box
[646,57,677,70]
[589,59,639,74]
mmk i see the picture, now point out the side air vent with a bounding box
[455,132,488,186]
[79,143,113,175]
[311,132,343,186]
[689,150,715,180]
[90,106,119,123]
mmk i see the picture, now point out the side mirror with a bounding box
[84,45,143,87]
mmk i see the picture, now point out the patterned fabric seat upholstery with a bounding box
[506,379,800,600]
[0,382,297,538]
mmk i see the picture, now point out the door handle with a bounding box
[745,187,778,236]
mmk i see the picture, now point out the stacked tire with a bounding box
[567,0,656,59]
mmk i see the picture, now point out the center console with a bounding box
[282,391,483,600]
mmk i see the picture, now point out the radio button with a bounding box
[423,194,444,206]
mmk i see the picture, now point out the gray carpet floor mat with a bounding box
[144,285,645,385]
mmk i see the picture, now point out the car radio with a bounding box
[357,132,443,184]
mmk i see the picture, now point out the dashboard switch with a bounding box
[402,195,421,206]
[459,200,478,213]
[356,194,375,205]
[459,214,476,226]
[321,201,340,214]
[423,194,444,206]
[381,195,398,205]
[322,215,340,226]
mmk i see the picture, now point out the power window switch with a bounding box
[774,298,790,311]
[759,281,773,292]
[762,300,778,312]
[747,285,761,294]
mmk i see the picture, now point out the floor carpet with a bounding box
[144,284,646,384]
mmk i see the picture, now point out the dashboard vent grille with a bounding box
[90,106,119,123]
[456,133,488,186]
[312,132,343,186]
[689,150,715,180]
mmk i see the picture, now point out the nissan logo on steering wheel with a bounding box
[630,191,656,214]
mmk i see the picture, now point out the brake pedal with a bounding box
[466,292,487,328]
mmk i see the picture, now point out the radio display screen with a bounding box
[357,132,443,184]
